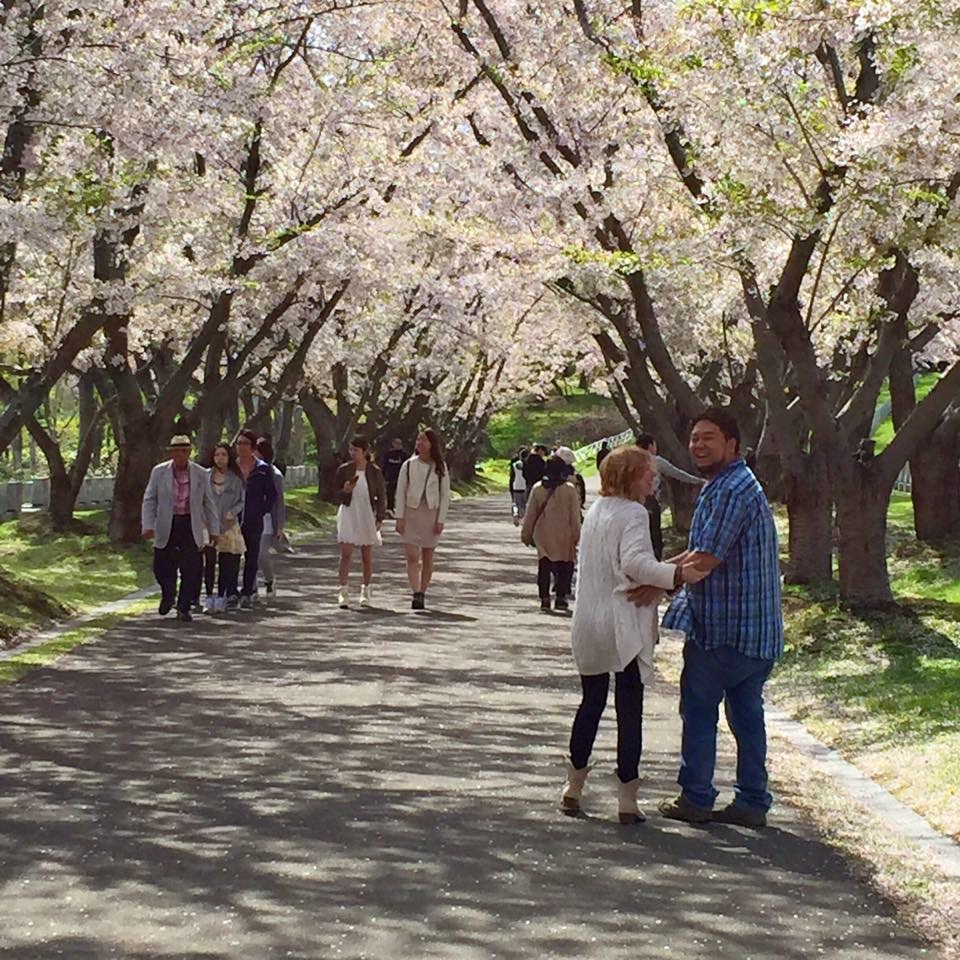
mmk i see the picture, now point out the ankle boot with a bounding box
[560,756,590,814]
[617,777,646,824]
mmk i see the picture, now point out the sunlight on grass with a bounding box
[487,393,627,458]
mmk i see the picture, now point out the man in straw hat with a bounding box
[142,434,219,622]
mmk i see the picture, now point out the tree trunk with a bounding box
[47,466,78,529]
[108,434,161,543]
[909,419,960,543]
[447,445,478,482]
[783,457,833,584]
[665,480,699,534]
[315,443,341,501]
[834,467,895,608]
[275,399,294,467]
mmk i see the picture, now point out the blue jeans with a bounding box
[678,640,776,812]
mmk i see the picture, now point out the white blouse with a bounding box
[570,496,677,680]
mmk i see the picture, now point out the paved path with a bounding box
[0,493,931,959]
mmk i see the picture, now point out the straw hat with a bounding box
[168,435,192,449]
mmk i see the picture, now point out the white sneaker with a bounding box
[359,583,372,607]
[202,596,216,614]
[338,587,349,609]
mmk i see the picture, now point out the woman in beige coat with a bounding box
[521,456,581,613]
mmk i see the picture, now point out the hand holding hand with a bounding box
[680,561,710,585]
[627,585,665,607]
[666,549,690,565]
[142,528,155,540]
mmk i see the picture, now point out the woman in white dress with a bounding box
[561,445,708,824]
[335,437,387,608]
[395,428,451,610]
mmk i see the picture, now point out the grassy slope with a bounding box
[771,493,960,841]
[0,487,337,645]
[871,373,940,451]
[486,393,628,458]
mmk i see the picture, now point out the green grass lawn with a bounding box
[0,486,336,645]
[486,393,628,458]
[872,373,940,451]
[770,490,960,841]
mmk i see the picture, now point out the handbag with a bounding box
[217,520,246,555]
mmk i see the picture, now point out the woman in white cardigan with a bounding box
[562,445,708,823]
[395,428,451,610]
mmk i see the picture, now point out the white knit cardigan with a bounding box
[571,496,677,680]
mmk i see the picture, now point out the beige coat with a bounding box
[521,481,581,562]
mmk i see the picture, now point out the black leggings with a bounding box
[569,658,644,783]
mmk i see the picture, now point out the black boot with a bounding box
[412,591,425,610]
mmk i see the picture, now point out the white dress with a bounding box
[570,496,678,682]
[336,469,381,546]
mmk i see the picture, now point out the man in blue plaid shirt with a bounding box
[649,407,782,828]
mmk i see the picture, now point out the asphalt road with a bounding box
[0,491,930,959]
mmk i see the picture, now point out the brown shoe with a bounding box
[711,803,767,828]
[658,794,712,824]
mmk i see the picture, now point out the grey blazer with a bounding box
[206,467,246,531]
[141,460,220,549]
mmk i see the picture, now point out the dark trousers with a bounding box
[241,519,263,597]
[678,640,776,812]
[386,480,398,513]
[154,516,202,614]
[644,495,663,560]
[569,658,644,783]
[537,557,573,601]
[217,553,241,598]
[201,546,217,597]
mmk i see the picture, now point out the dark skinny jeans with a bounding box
[569,658,644,783]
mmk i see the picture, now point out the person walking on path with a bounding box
[256,437,286,600]
[203,442,246,613]
[396,428,451,611]
[561,446,707,823]
[521,456,581,613]
[595,440,611,471]
[635,433,705,560]
[380,438,407,518]
[508,447,529,526]
[649,407,783,828]
[555,446,586,510]
[142,435,219,623]
[335,436,386,609]
[522,444,548,489]
[234,429,276,610]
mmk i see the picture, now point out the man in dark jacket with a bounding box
[234,429,277,609]
[523,444,548,488]
[380,438,407,517]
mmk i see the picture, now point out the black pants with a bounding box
[645,495,663,561]
[217,553,241,598]
[386,480,398,513]
[201,545,217,597]
[241,519,263,597]
[538,557,574,601]
[154,516,202,614]
[569,658,644,783]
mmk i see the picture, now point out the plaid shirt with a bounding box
[663,458,783,660]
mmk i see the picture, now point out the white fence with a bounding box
[574,429,635,465]
[0,464,320,520]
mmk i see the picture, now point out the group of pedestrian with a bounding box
[513,442,587,612]
[559,407,783,829]
[141,430,285,623]
[335,428,451,611]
